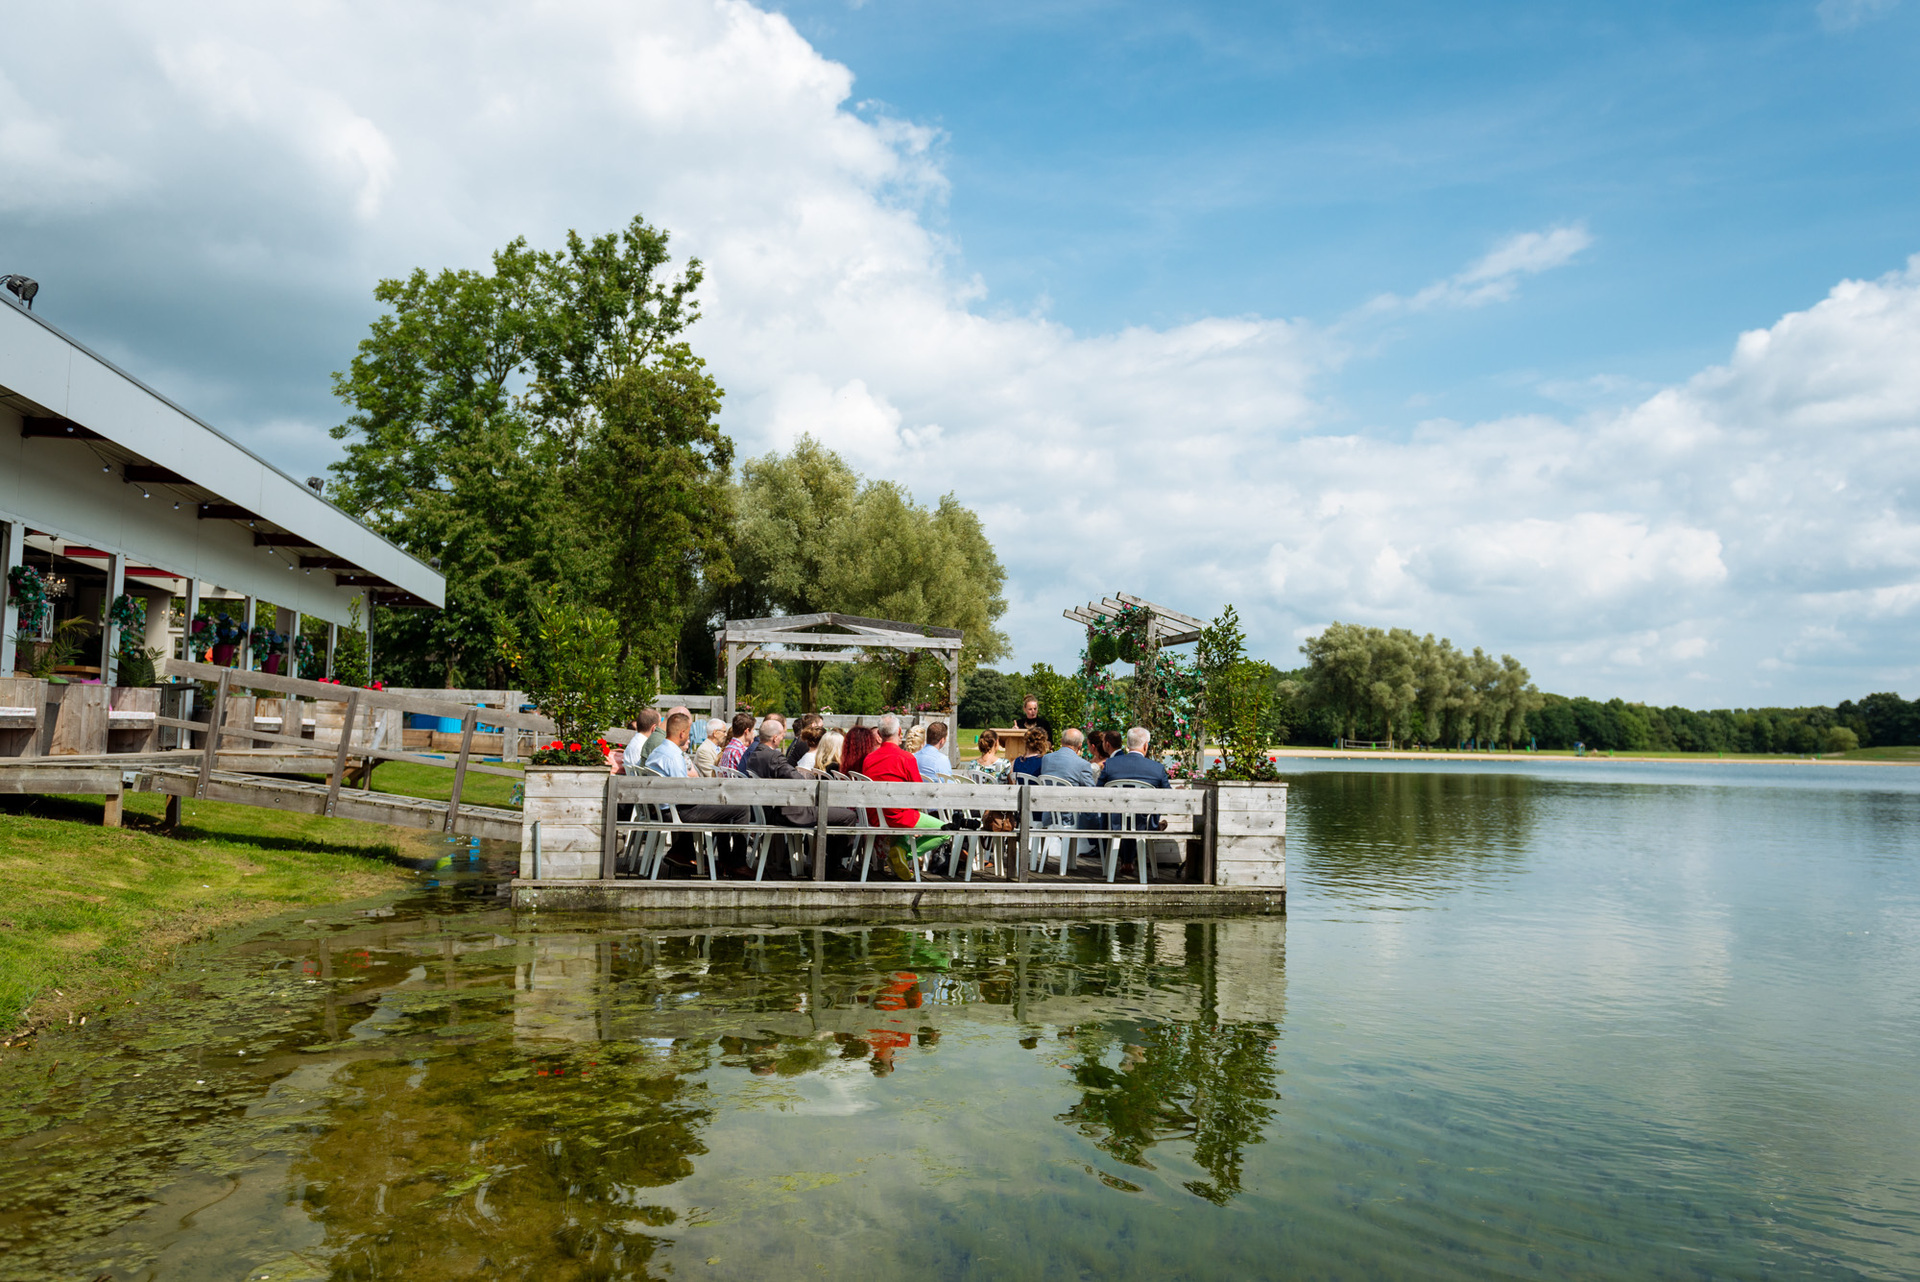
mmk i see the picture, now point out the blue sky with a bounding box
[5,0,1920,705]
[770,0,1920,422]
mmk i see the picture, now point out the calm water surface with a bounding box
[3,760,1917,1280]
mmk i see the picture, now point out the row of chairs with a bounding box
[616,766,1168,885]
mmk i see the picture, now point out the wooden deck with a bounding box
[0,750,524,842]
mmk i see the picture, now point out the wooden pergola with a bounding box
[1061,593,1203,646]
[713,613,965,766]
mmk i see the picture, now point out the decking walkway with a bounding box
[0,750,523,841]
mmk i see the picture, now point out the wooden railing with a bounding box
[160,659,558,829]
[603,774,1210,883]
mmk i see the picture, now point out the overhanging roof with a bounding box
[0,299,443,614]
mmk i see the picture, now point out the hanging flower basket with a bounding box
[6,566,48,631]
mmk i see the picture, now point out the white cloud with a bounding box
[1817,0,1899,32]
[1360,223,1593,314]
[5,1,1920,704]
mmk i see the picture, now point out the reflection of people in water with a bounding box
[869,971,924,1012]
[865,1028,912,1075]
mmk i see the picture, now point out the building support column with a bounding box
[276,604,298,678]
[361,593,373,683]
[103,550,127,686]
[324,621,338,680]
[240,596,257,672]
[181,579,201,661]
[1,520,24,676]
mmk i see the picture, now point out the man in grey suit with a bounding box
[1040,727,1096,786]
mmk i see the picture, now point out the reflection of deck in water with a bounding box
[508,918,1287,1044]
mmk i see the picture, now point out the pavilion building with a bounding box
[1,294,441,684]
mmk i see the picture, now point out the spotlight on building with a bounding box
[1,275,37,310]
[305,476,325,494]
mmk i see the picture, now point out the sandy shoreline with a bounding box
[1259,748,1913,767]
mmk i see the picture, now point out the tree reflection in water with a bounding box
[1288,768,1539,896]
[289,1036,712,1280]
[1058,1022,1280,1204]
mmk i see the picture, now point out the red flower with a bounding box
[568,742,582,752]
[549,740,563,749]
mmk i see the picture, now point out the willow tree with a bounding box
[724,436,1009,711]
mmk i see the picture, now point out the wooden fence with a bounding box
[154,659,558,827]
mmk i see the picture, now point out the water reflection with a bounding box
[1284,767,1539,898]
[0,908,1286,1281]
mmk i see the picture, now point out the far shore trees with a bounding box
[1300,622,1542,748]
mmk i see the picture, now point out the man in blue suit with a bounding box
[1097,726,1171,875]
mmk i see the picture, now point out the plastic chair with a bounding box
[1028,775,1084,874]
[1099,779,1159,884]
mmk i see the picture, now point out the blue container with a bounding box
[406,713,464,733]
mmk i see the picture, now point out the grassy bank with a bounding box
[0,785,456,1039]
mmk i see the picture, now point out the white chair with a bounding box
[1098,779,1160,884]
[1025,775,1085,875]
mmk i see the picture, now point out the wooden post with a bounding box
[946,652,961,770]
[1202,782,1217,885]
[1015,781,1032,882]
[443,706,477,834]
[103,550,127,686]
[0,520,23,677]
[813,777,831,882]
[196,667,230,798]
[725,642,738,716]
[600,774,620,879]
[325,689,359,817]
[162,793,182,832]
[102,781,123,828]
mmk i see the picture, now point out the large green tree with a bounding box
[329,216,731,687]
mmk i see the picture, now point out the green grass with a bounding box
[0,787,437,1038]
[1837,745,1920,762]
[356,758,526,807]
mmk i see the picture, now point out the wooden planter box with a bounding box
[521,767,610,880]
[1210,781,1287,889]
[0,676,48,758]
[106,687,160,753]
[48,684,111,756]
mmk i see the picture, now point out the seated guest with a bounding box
[915,721,954,781]
[1040,727,1096,787]
[630,707,663,770]
[840,726,879,778]
[719,712,755,772]
[647,711,751,875]
[1097,726,1171,791]
[1097,725,1173,875]
[1078,730,1120,845]
[740,718,857,851]
[904,724,928,755]
[794,721,827,769]
[1011,726,1050,779]
[973,728,1006,777]
[860,714,974,879]
[787,713,825,766]
[813,730,844,775]
[692,717,729,776]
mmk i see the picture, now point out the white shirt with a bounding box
[646,738,692,777]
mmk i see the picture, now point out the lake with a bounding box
[3,759,1917,1279]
